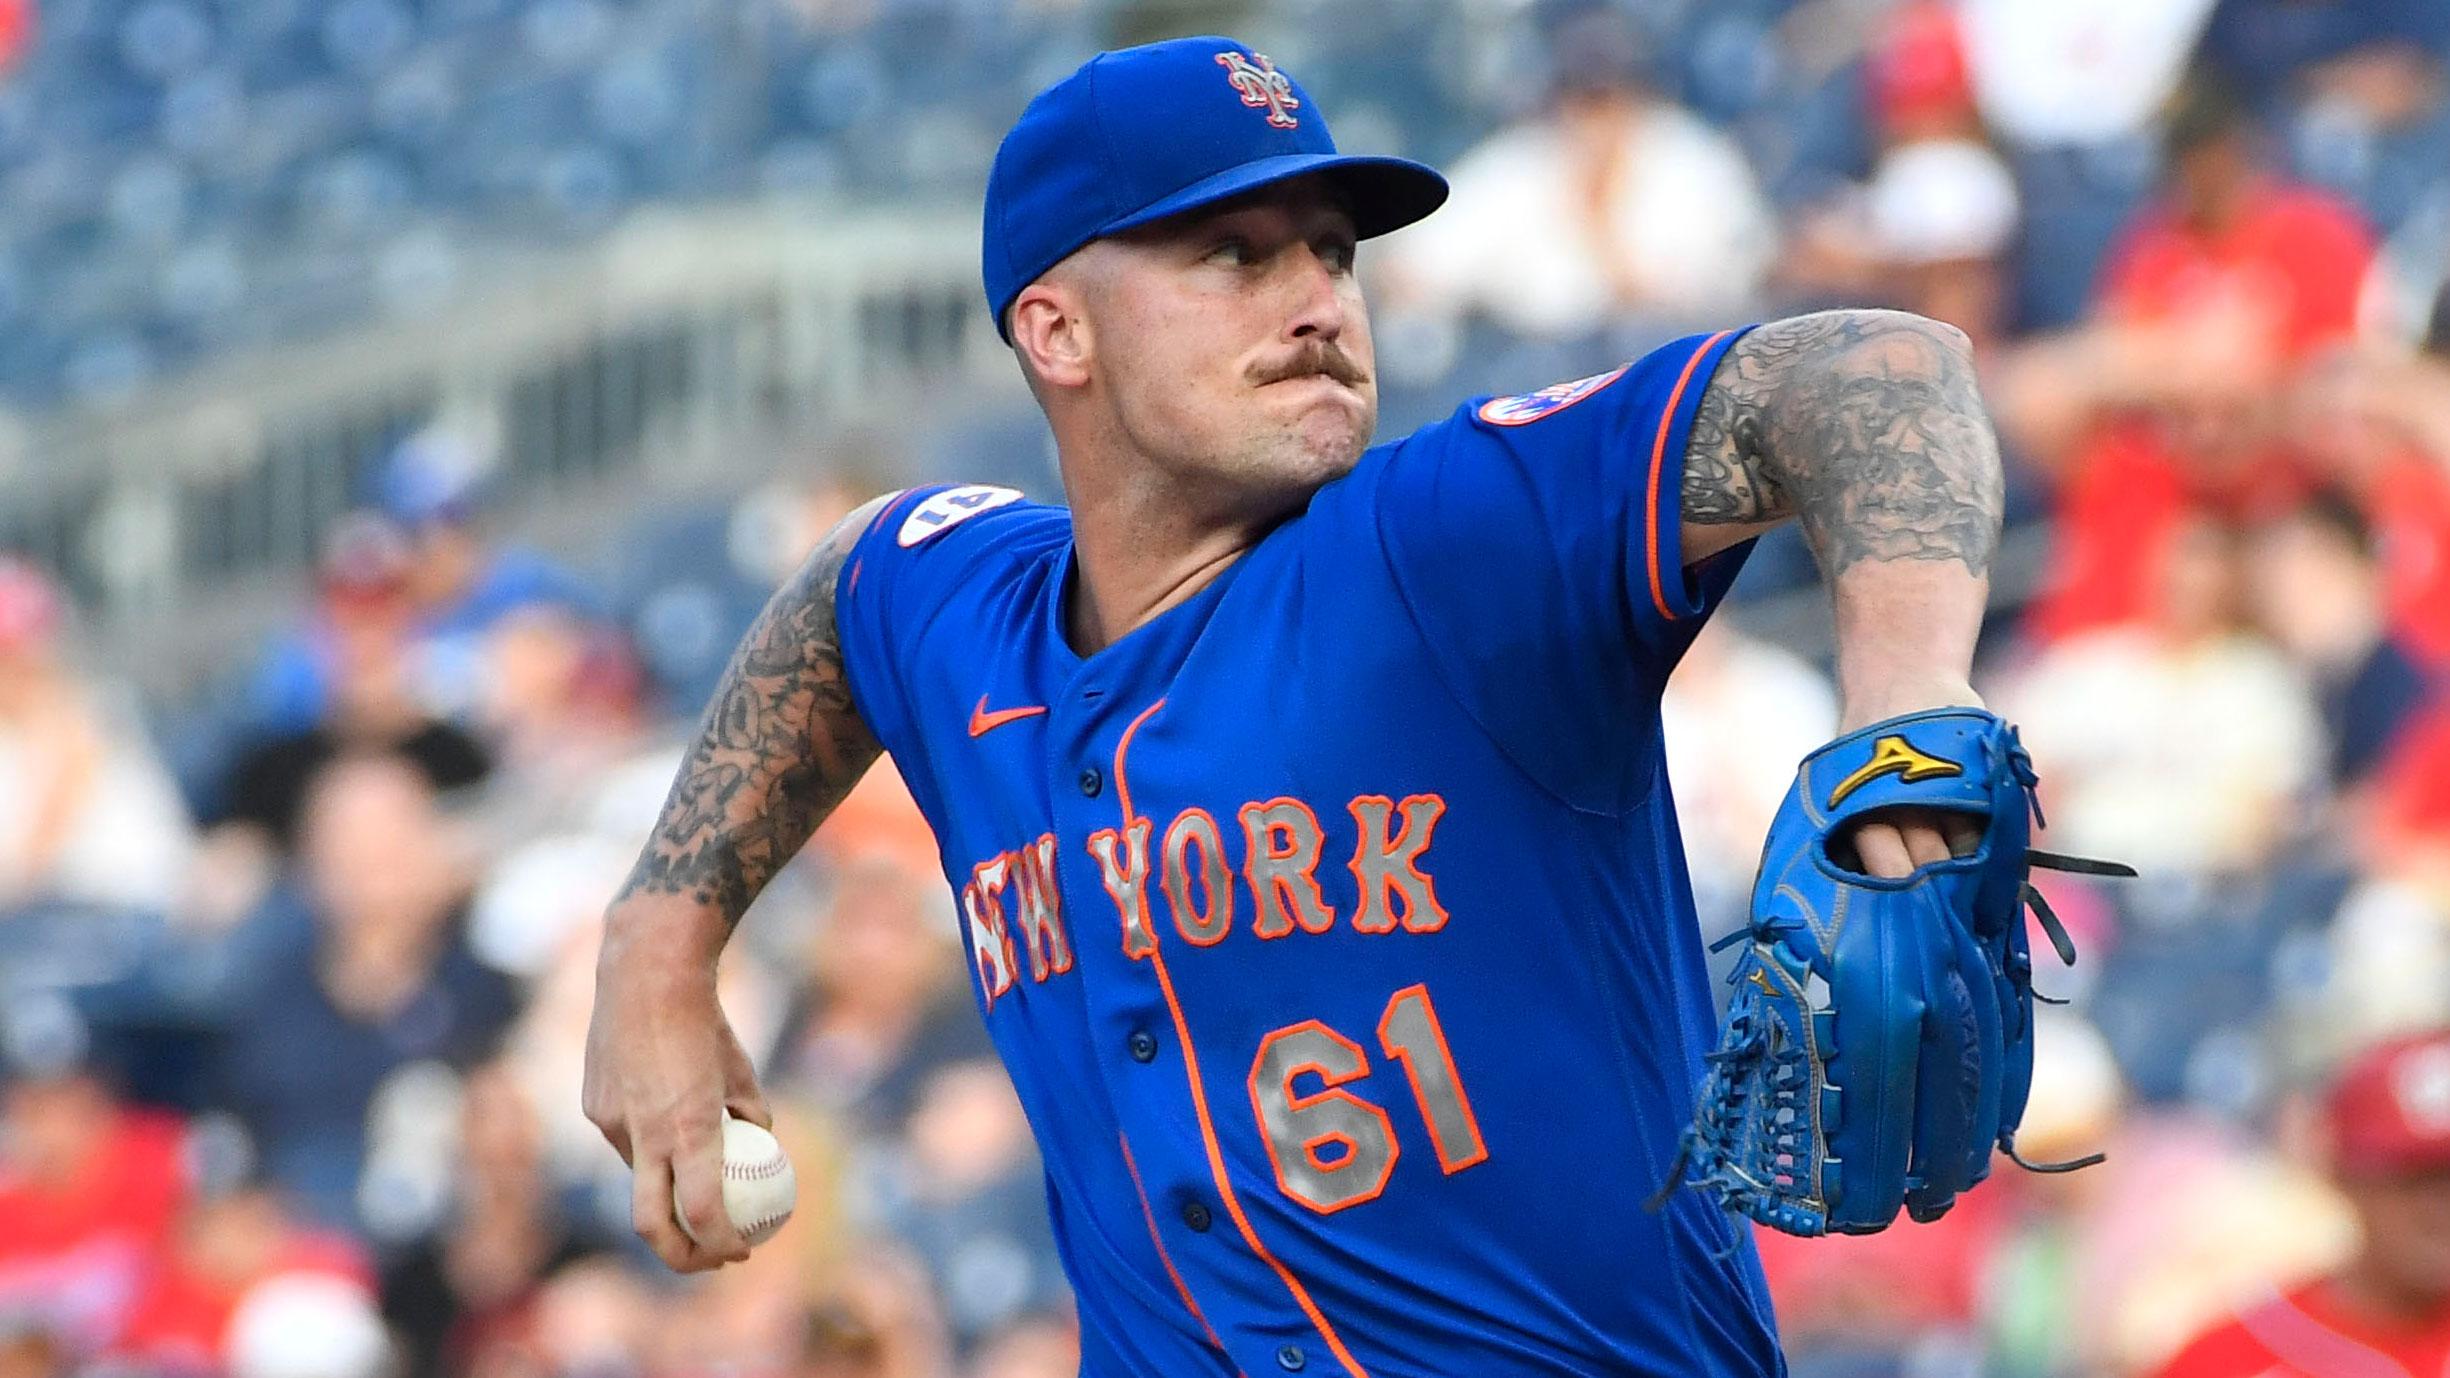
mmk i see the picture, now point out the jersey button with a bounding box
[1078,767,1103,798]
[1275,1344,1306,1371]
[1127,1030,1159,1063]
[1180,1201,1212,1232]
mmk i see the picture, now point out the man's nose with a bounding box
[1283,244,1346,342]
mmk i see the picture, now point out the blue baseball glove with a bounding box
[1664,707,2133,1236]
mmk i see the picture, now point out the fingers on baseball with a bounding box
[629,1151,706,1271]
[722,1045,775,1131]
[671,1124,750,1264]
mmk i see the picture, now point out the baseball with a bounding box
[676,1114,796,1248]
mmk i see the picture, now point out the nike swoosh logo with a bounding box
[968,695,1048,738]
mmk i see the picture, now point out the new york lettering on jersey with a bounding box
[832,329,1787,1378]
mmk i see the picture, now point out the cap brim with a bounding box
[1104,152,1448,242]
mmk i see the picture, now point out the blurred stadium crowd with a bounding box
[5,0,2450,1376]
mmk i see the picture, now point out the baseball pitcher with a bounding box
[584,37,2121,1378]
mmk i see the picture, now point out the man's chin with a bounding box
[1292,401,1374,469]
[1229,437,1364,519]
[1288,433,1367,489]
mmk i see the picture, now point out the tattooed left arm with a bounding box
[1676,309,2004,874]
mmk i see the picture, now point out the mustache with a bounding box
[1252,342,1369,388]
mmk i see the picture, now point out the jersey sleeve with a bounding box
[1355,326,1758,812]
[830,483,1026,760]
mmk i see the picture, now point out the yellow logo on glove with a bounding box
[1827,735,1962,807]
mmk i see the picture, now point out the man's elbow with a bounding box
[1816,308,1975,367]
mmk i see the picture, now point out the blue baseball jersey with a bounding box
[833,328,1783,1378]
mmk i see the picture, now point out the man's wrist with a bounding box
[600,897,730,980]
[1836,677,1984,734]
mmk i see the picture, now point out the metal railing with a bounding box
[0,199,1018,682]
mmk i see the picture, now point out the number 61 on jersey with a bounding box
[1248,984,1489,1214]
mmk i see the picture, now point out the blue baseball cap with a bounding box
[982,36,1448,340]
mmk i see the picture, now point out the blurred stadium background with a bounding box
[4,0,2450,1374]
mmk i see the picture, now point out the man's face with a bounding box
[301,756,456,939]
[1062,180,1376,515]
[2170,128,2255,225]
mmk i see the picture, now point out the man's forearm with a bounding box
[611,494,892,946]
[1683,310,2003,720]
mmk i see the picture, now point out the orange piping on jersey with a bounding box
[1106,700,1373,1378]
[1148,948,1372,1377]
[846,487,926,593]
[1109,700,1165,823]
[1118,1131,1231,1357]
[867,487,925,537]
[1644,329,1737,623]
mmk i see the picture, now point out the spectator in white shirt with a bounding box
[0,559,196,914]
[1999,515,2326,878]
[1377,1,1775,339]
[1778,0,2022,348]
[1661,618,1838,933]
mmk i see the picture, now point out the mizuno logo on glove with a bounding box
[1826,734,1963,807]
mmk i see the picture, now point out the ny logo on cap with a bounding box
[1215,50,1300,129]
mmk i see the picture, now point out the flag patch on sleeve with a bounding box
[1475,366,1629,426]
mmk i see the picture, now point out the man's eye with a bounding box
[1320,239,1357,273]
[1208,238,1254,266]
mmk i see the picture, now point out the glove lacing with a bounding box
[1997,726,2132,1175]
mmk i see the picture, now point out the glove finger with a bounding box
[1826,903,1919,1234]
[1903,895,2001,1221]
[1903,968,1978,1221]
[1963,916,2009,1191]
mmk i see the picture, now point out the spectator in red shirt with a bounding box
[111,1182,374,1375]
[2287,313,2450,671]
[1998,75,2378,641]
[0,1008,191,1361]
[2150,1030,2450,1378]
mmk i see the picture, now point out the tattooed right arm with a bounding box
[586,490,897,1273]
[614,490,895,932]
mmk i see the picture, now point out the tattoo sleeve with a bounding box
[1681,310,2003,578]
[615,493,894,924]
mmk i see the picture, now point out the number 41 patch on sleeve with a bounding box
[1475,366,1628,426]
[898,485,1023,546]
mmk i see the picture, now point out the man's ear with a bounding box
[1010,283,1092,390]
